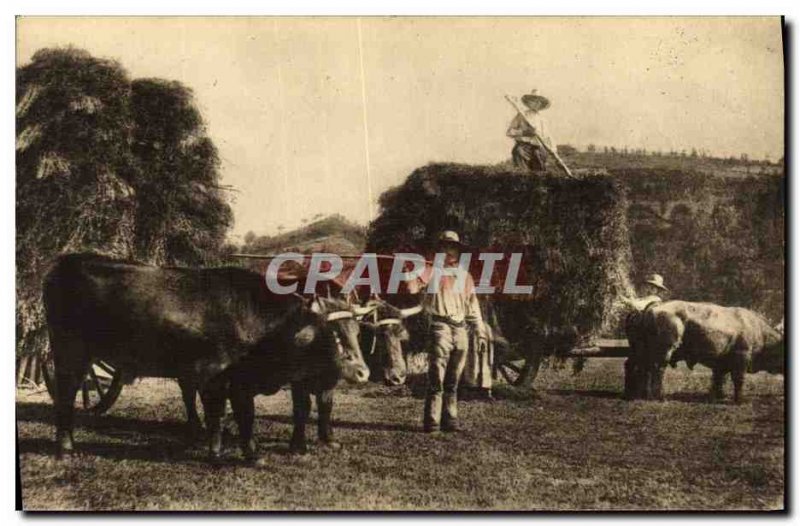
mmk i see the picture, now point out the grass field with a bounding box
[17,359,784,511]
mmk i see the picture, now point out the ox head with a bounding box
[292,297,371,384]
[359,300,422,386]
[750,323,785,375]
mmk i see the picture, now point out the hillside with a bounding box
[238,214,367,255]
[560,150,783,178]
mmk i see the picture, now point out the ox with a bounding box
[44,254,370,459]
[359,300,422,386]
[625,300,784,403]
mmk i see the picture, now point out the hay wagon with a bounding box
[15,351,125,414]
[491,337,631,386]
[38,353,124,413]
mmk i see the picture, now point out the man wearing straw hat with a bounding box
[421,230,487,433]
[620,274,669,312]
[506,89,555,173]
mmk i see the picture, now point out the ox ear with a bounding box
[309,297,323,315]
[397,325,410,342]
[293,325,318,348]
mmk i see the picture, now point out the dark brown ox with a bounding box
[625,300,784,402]
[359,300,422,385]
[44,254,370,459]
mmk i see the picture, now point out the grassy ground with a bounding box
[17,359,784,511]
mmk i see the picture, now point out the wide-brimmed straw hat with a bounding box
[521,89,551,112]
[438,230,465,246]
[644,274,668,291]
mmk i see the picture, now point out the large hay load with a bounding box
[615,168,784,323]
[367,163,634,364]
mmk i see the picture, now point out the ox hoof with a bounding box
[253,456,271,467]
[56,434,75,458]
[319,440,342,451]
[240,442,258,463]
[207,450,224,464]
[55,448,74,460]
[289,442,309,455]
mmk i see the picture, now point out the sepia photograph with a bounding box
[13,15,785,511]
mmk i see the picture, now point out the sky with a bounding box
[17,17,784,240]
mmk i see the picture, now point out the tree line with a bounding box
[557,144,782,166]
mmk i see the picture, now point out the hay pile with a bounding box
[17,48,138,358]
[16,47,232,361]
[367,163,633,349]
[615,168,784,323]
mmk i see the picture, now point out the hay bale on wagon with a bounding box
[367,163,634,382]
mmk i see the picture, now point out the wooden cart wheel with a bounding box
[493,359,524,385]
[493,355,544,388]
[41,352,124,414]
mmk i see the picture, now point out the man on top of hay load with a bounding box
[506,89,555,173]
[420,231,487,433]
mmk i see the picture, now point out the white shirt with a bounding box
[507,111,554,149]
[417,265,485,335]
[623,294,662,312]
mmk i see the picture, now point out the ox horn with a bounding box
[399,304,423,318]
[326,310,354,322]
[352,303,378,317]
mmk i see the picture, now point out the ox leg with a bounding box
[515,349,543,391]
[52,338,88,457]
[290,384,311,454]
[652,365,666,400]
[199,378,227,460]
[623,358,641,400]
[316,389,338,448]
[229,384,257,461]
[177,377,203,443]
[641,364,654,400]
[731,365,746,405]
[642,363,664,400]
[710,368,726,403]
[54,367,84,456]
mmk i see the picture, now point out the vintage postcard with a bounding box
[15,16,785,511]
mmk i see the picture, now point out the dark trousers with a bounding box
[512,141,547,172]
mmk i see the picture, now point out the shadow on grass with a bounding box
[258,413,421,433]
[17,436,305,466]
[18,436,196,462]
[545,389,735,404]
[663,391,713,403]
[17,400,420,466]
[544,388,621,400]
[16,401,189,439]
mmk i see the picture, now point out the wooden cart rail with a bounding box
[566,338,631,358]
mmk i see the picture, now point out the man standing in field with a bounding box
[622,273,672,393]
[506,89,555,173]
[421,231,487,433]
